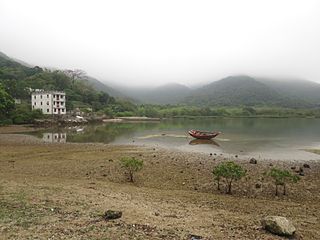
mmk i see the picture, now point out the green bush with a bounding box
[265,168,300,196]
[120,157,143,182]
[212,161,246,194]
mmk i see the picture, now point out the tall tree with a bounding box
[0,84,15,118]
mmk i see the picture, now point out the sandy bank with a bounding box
[0,134,319,239]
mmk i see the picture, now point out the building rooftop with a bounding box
[31,90,65,95]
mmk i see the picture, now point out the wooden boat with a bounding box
[188,129,221,140]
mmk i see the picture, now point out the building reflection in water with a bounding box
[42,133,67,143]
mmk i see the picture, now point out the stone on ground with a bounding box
[104,210,122,220]
[261,216,296,236]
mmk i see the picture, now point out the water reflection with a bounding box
[28,118,320,160]
[189,139,220,147]
[43,132,67,143]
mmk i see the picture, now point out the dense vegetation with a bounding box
[0,52,119,123]
[1,51,320,125]
[184,76,315,108]
[101,104,320,118]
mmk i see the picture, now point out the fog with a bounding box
[1,0,320,86]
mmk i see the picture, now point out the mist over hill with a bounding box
[182,76,316,108]
[2,50,320,108]
[117,83,192,104]
[110,75,320,108]
[257,78,320,105]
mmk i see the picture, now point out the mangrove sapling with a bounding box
[265,168,300,196]
[120,157,143,182]
[212,161,246,194]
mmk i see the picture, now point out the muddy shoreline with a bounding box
[0,126,320,239]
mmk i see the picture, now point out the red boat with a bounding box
[188,129,221,140]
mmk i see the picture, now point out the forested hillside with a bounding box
[183,76,315,108]
[0,52,136,123]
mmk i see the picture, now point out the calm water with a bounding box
[30,118,320,160]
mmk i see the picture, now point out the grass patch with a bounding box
[0,190,54,228]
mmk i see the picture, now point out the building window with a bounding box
[54,108,56,112]
[53,101,55,105]
[47,94,49,98]
[40,95,42,99]
[47,101,49,105]
[34,96,36,99]
[41,102,43,105]
[34,102,36,105]
[61,95,64,99]
[62,109,64,112]
[61,102,64,106]
[47,109,49,113]
[53,95,55,98]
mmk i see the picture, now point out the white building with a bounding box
[31,90,66,115]
[42,132,67,143]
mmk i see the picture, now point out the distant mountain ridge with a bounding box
[182,76,317,107]
[83,75,125,98]
[257,78,320,105]
[115,83,191,104]
[117,75,320,107]
[2,50,320,108]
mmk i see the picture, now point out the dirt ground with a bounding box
[0,126,319,239]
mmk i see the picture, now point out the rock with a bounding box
[104,210,122,220]
[291,166,296,170]
[249,158,257,164]
[255,182,262,189]
[210,153,212,156]
[296,167,304,176]
[261,216,296,236]
[303,163,310,168]
[188,234,203,240]
[154,212,160,216]
[235,155,238,158]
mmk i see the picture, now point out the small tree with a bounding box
[120,157,143,182]
[212,161,246,194]
[266,168,300,196]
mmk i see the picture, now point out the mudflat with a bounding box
[0,130,319,239]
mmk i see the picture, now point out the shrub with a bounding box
[265,168,300,196]
[120,157,143,182]
[212,161,246,194]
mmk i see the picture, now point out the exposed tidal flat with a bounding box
[0,125,320,239]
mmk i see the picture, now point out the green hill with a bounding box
[183,76,313,108]
[0,51,116,111]
[257,78,320,106]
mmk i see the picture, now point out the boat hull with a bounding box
[188,130,221,140]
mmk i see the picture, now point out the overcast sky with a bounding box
[0,0,319,87]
